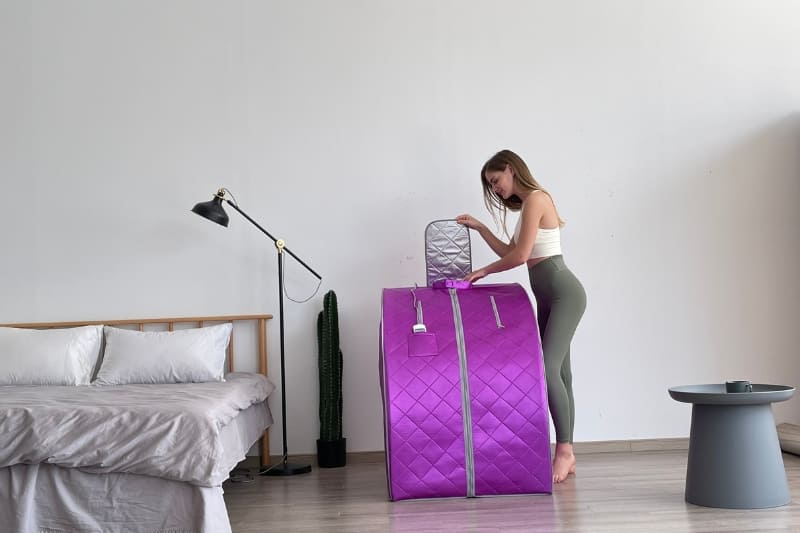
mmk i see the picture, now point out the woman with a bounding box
[456,149,586,484]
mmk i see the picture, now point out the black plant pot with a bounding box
[317,438,347,468]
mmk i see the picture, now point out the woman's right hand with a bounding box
[455,214,483,231]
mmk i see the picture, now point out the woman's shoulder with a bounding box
[523,190,555,210]
[521,190,560,227]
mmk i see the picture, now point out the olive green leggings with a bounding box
[528,255,586,444]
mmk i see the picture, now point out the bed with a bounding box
[0,314,274,533]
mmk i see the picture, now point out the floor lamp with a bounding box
[192,188,321,476]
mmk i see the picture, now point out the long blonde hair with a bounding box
[480,149,564,236]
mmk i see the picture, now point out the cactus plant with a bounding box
[317,290,345,466]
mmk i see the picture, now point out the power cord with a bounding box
[281,252,323,303]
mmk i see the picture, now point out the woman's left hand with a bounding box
[463,268,488,283]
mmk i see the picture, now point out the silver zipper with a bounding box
[449,288,475,497]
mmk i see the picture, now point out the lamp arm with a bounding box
[224,200,323,281]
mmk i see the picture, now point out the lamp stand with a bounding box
[191,191,320,477]
[263,240,312,476]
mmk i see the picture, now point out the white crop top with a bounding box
[514,216,562,259]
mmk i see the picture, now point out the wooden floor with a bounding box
[224,450,800,532]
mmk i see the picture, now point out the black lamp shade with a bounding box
[191,196,229,227]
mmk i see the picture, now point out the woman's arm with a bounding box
[455,214,512,258]
[461,194,545,282]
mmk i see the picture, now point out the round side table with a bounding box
[668,383,795,509]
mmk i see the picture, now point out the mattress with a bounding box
[0,372,273,487]
[220,399,272,467]
[0,463,232,533]
[0,385,272,533]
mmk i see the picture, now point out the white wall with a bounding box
[2,0,799,454]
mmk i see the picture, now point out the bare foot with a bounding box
[553,442,576,483]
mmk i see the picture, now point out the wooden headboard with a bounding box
[0,313,274,467]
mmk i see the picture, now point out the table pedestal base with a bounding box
[686,403,789,509]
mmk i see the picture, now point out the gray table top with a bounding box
[668,384,795,405]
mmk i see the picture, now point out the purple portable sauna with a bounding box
[379,220,551,500]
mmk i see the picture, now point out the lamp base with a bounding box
[260,461,312,476]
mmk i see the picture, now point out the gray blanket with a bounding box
[0,372,273,487]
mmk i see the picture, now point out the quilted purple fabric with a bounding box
[380,283,551,500]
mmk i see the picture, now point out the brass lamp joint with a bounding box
[276,239,285,253]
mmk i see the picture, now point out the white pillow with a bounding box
[0,325,103,386]
[95,323,232,385]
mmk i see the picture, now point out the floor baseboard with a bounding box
[778,423,800,455]
[240,437,691,468]
[574,437,689,454]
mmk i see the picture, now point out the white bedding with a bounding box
[0,372,274,487]
[0,463,233,533]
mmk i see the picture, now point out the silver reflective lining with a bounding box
[425,220,472,286]
[450,288,475,497]
[490,295,504,328]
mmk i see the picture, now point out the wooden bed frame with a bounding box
[0,313,273,467]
